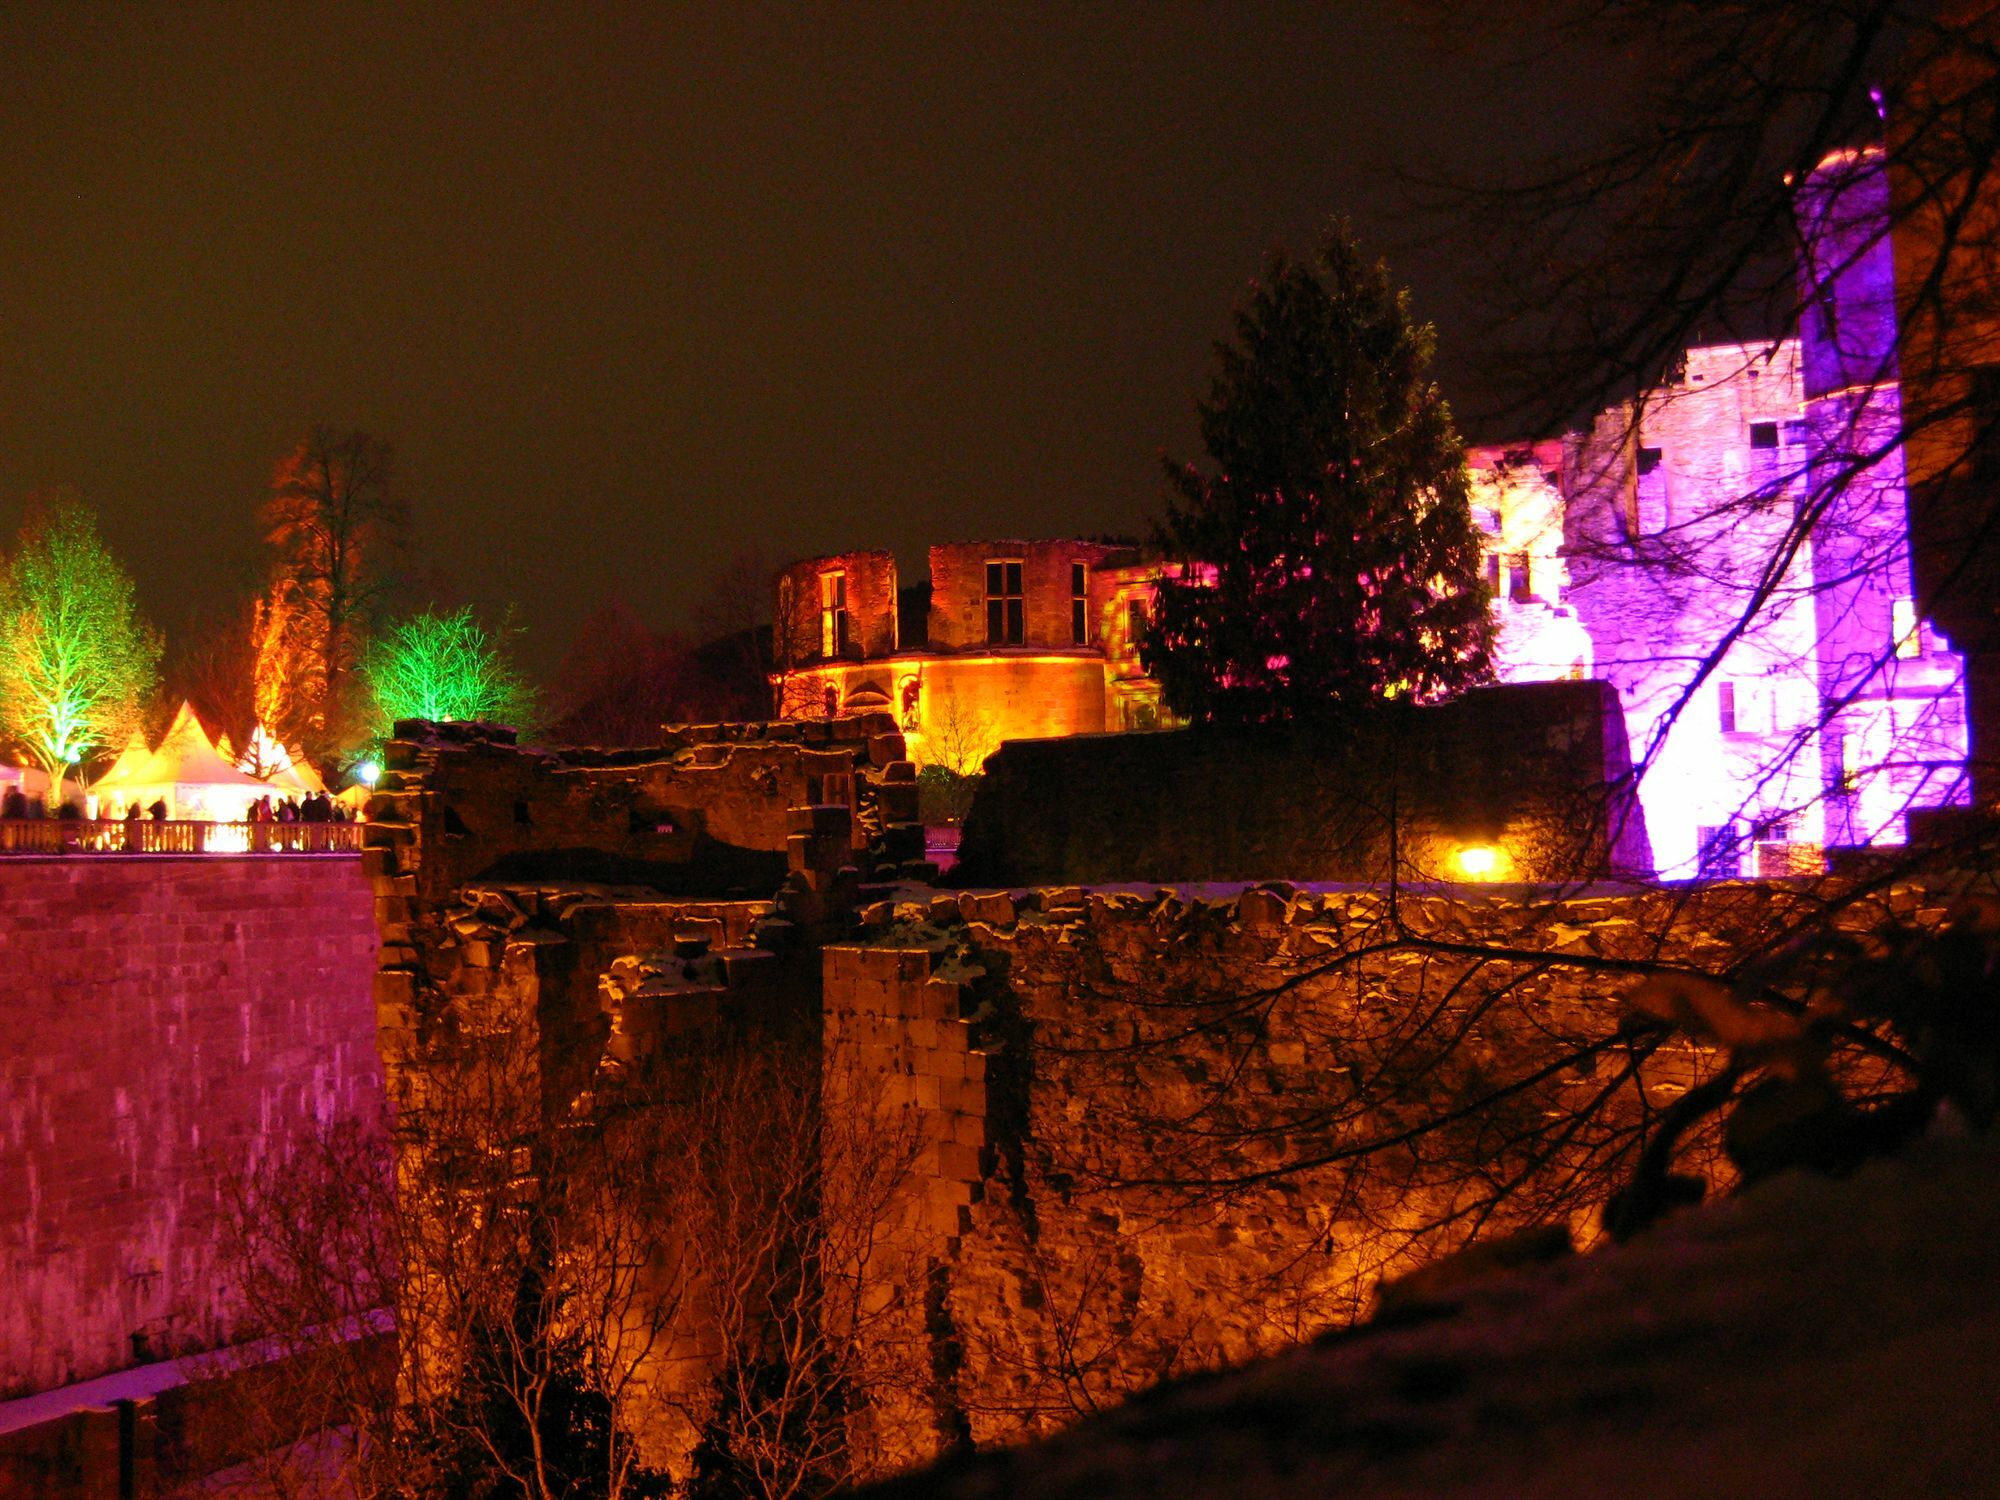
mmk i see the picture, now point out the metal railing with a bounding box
[0,820,364,855]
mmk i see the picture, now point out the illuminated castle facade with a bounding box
[770,540,1171,775]
[774,148,1973,878]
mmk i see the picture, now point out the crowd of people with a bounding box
[0,787,357,823]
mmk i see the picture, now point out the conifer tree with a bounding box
[1144,225,1493,724]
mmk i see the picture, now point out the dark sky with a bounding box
[0,3,1620,677]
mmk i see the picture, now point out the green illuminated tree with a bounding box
[1144,224,1493,725]
[364,606,537,731]
[0,495,162,789]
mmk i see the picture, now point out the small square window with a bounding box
[1637,446,1664,476]
[1750,422,1780,450]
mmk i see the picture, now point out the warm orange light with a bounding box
[1455,844,1502,879]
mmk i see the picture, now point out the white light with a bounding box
[1455,844,1501,879]
[356,760,382,787]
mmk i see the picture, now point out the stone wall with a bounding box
[824,874,1928,1463]
[0,855,379,1399]
[368,715,919,910]
[953,680,1651,886]
[775,550,901,668]
[927,540,1135,654]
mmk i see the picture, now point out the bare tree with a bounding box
[255,427,408,763]
[208,1017,930,1499]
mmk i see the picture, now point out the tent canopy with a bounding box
[92,703,275,819]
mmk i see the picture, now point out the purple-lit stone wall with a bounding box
[0,856,380,1400]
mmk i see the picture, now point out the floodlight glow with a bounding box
[356,760,382,787]
[1455,844,1501,879]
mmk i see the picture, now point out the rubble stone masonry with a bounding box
[822,875,1933,1464]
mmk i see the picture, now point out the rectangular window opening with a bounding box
[1509,553,1532,601]
[1718,679,1738,734]
[1892,597,1921,659]
[986,560,1024,645]
[1696,824,1741,879]
[1749,421,1780,450]
[819,571,849,657]
[1637,446,1664,476]
[1126,595,1149,650]
[1071,562,1089,645]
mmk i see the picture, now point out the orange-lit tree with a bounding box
[0,494,161,791]
[254,428,408,764]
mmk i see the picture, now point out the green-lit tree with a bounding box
[1143,224,1493,724]
[364,606,537,731]
[0,495,162,789]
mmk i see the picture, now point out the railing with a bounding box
[0,820,364,855]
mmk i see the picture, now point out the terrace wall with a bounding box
[0,855,379,1400]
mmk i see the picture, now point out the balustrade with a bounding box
[0,820,363,855]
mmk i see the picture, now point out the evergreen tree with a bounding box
[0,494,161,788]
[1143,225,1493,724]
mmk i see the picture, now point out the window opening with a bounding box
[819,571,849,657]
[986,560,1024,645]
[1509,553,1532,601]
[1892,597,1921,659]
[1071,562,1089,645]
[1696,824,1741,879]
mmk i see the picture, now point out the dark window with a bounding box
[1509,553,1532,601]
[1127,596,1149,648]
[1718,679,1737,733]
[513,800,531,825]
[1971,365,2000,481]
[1749,421,1780,450]
[986,560,1024,645]
[1071,562,1089,645]
[1484,553,1501,592]
[1696,824,1741,879]
[1637,446,1664,476]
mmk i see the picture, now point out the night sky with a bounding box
[0,4,1623,676]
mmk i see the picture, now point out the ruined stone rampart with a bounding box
[366,715,1932,1484]
[954,679,1651,886]
[0,855,379,1400]
[364,714,920,910]
[822,874,1933,1461]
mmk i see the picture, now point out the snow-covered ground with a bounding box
[864,1133,2000,1498]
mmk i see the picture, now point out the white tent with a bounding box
[91,702,274,821]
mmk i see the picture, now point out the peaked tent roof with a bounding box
[94,732,154,787]
[94,702,272,795]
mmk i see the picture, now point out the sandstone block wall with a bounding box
[774,550,900,665]
[926,540,1134,654]
[0,856,379,1399]
[954,679,1651,886]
